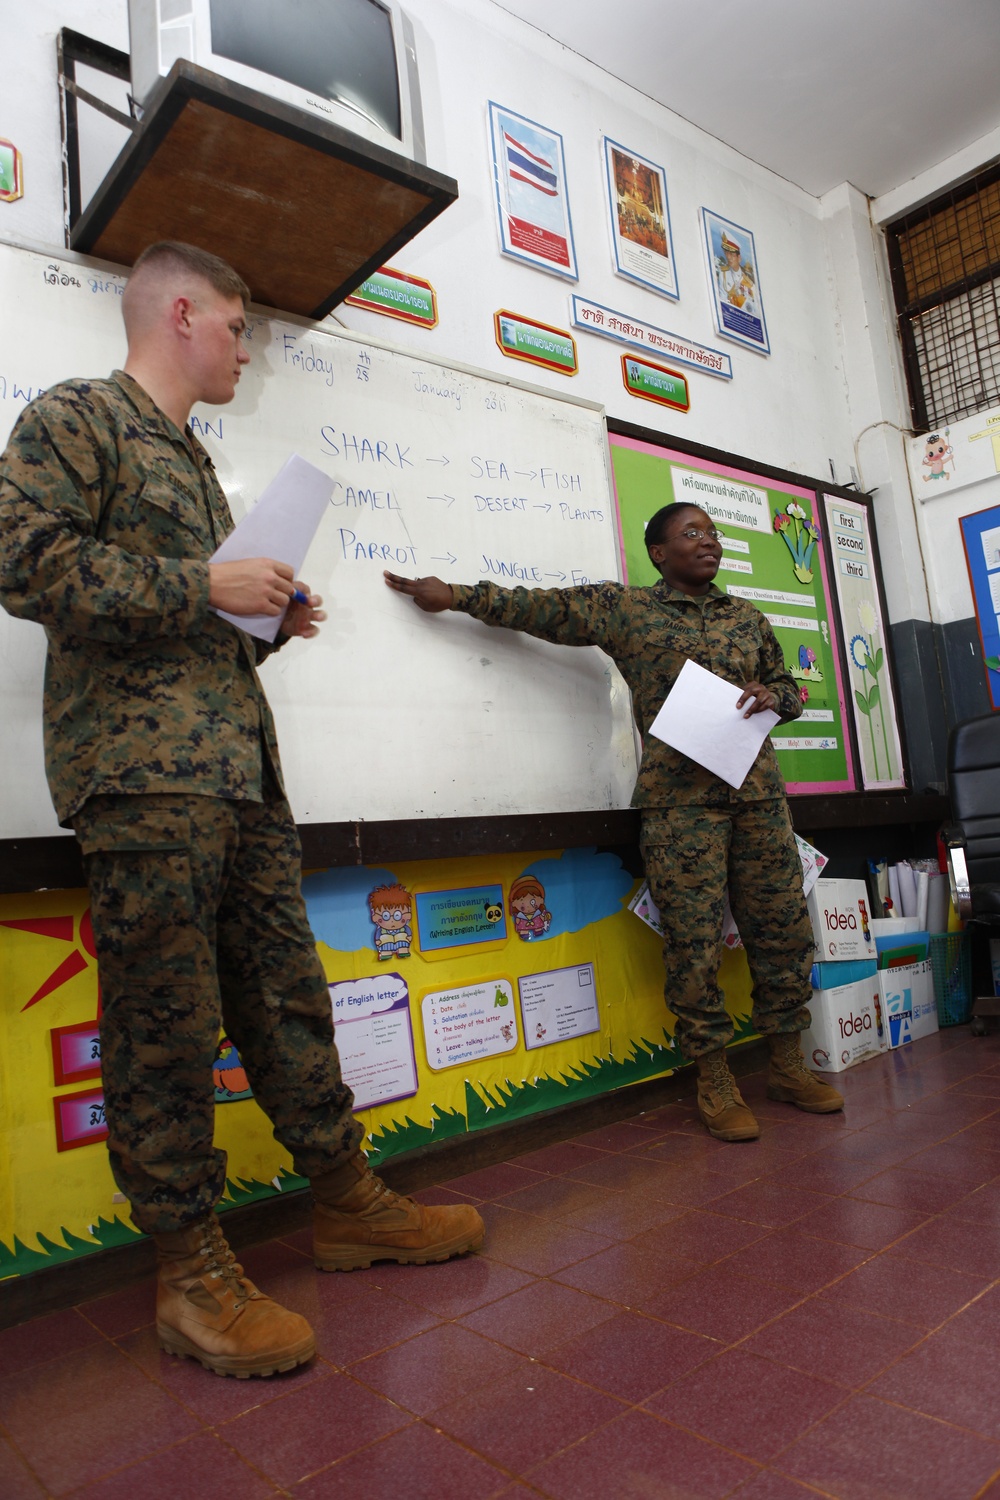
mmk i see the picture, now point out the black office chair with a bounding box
[944,711,1000,1034]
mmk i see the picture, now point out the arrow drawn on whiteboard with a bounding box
[516,470,537,480]
[428,494,456,507]
[545,571,567,582]
[534,503,552,512]
[432,552,458,565]
[426,455,450,466]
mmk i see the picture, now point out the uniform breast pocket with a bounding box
[117,465,213,557]
[726,622,761,680]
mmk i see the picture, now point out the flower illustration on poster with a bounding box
[849,600,895,782]
[773,501,820,584]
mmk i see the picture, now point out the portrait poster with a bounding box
[487,102,578,281]
[603,138,678,300]
[701,208,770,355]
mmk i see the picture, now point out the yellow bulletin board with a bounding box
[0,846,755,1278]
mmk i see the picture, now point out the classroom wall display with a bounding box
[701,208,770,356]
[344,266,438,329]
[820,493,906,788]
[906,402,1000,499]
[0,846,759,1277]
[487,101,578,280]
[959,500,1000,707]
[213,1038,253,1102]
[494,309,579,374]
[609,433,856,794]
[415,883,509,956]
[571,295,732,381]
[329,974,419,1110]
[621,354,690,413]
[0,240,637,840]
[602,138,678,301]
[0,137,23,203]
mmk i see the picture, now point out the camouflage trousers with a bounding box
[74,791,363,1234]
[640,799,813,1061]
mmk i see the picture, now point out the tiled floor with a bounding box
[6,1029,1000,1497]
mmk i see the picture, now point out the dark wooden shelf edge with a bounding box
[789,791,949,830]
[0,795,949,894]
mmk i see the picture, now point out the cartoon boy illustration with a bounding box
[368,883,413,961]
[922,432,953,482]
[510,875,552,941]
[716,231,757,313]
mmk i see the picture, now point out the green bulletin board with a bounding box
[609,433,857,794]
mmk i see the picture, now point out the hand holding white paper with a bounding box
[210,453,333,642]
[648,658,780,790]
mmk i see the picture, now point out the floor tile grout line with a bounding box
[57,1424,292,1500]
[1,1416,54,1499]
[20,1032,1000,1496]
[831,1388,1000,1447]
[757,1468,843,1500]
[973,1460,1000,1499]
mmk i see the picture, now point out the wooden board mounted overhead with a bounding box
[69,60,458,320]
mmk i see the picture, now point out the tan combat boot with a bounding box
[767,1032,844,1113]
[312,1153,485,1271]
[154,1213,316,1378]
[695,1050,760,1141]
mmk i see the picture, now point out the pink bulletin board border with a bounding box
[607,432,857,795]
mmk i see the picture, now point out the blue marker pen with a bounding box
[291,589,310,606]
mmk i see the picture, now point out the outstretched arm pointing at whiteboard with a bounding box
[383,571,453,612]
[384,502,842,1143]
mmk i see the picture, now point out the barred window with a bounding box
[886,167,1000,432]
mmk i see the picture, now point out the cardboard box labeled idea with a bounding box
[807,878,876,962]
[801,977,887,1075]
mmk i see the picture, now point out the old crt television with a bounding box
[128,0,426,162]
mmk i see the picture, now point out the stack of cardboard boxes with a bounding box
[800,879,938,1075]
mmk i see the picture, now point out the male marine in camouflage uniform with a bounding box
[384,502,843,1142]
[0,241,482,1380]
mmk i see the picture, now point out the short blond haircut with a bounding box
[127,241,250,306]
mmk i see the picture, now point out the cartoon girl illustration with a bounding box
[922,432,953,482]
[510,875,552,941]
[368,883,413,961]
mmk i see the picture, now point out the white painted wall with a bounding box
[1,0,997,632]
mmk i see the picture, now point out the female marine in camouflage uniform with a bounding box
[385,503,843,1141]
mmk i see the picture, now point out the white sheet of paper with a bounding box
[648,658,780,789]
[210,453,333,642]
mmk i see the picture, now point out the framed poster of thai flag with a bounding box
[487,102,578,281]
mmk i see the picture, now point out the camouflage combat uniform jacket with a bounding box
[0,372,283,825]
[451,578,802,807]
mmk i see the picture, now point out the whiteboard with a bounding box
[0,242,637,838]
